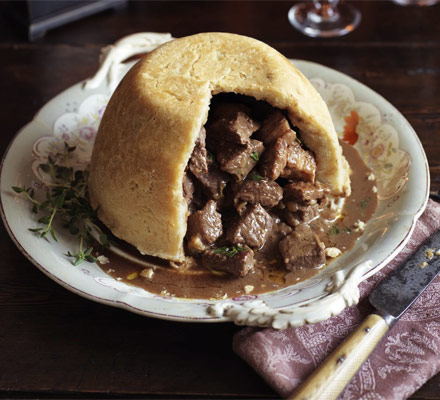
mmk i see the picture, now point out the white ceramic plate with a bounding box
[0,35,429,327]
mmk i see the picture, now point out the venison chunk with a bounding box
[259,130,296,180]
[201,246,255,277]
[226,204,274,248]
[280,140,316,182]
[194,164,229,200]
[259,221,293,259]
[283,202,320,227]
[283,181,329,204]
[235,180,283,209]
[279,225,325,271]
[208,103,260,145]
[182,174,194,206]
[189,129,229,199]
[254,111,292,145]
[216,139,264,180]
[189,127,209,176]
[186,200,223,253]
[184,171,205,211]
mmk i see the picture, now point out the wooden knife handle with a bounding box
[287,313,389,400]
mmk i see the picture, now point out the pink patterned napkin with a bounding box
[234,199,440,400]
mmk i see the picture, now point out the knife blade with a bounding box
[369,231,440,323]
[288,229,440,400]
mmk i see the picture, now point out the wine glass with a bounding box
[288,0,361,38]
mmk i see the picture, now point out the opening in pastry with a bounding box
[183,93,334,277]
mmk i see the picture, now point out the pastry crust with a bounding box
[88,32,351,262]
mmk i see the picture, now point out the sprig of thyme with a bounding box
[66,236,97,266]
[13,142,109,266]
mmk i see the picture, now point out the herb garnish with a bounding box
[329,225,340,235]
[360,197,370,209]
[249,173,264,181]
[13,142,109,266]
[214,245,246,258]
[250,152,259,161]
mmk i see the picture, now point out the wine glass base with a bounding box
[288,3,361,38]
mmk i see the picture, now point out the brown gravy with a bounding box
[98,142,377,299]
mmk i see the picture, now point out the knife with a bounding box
[288,229,440,400]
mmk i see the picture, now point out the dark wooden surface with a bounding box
[1,1,439,399]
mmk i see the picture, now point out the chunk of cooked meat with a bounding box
[189,127,209,176]
[184,171,205,211]
[196,164,229,200]
[283,202,320,227]
[216,139,264,180]
[186,200,223,253]
[201,246,255,277]
[254,111,293,145]
[207,103,260,145]
[259,130,296,180]
[226,203,274,248]
[189,128,229,199]
[234,179,283,209]
[280,140,316,182]
[182,174,194,206]
[278,225,325,271]
[259,220,293,259]
[283,181,330,204]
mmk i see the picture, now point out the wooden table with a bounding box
[1,1,439,399]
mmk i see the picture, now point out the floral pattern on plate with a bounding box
[311,78,411,199]
[31,94,109,183]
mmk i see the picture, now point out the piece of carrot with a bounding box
[343,110,359,145]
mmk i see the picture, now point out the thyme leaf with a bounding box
[360,198,370,209]
[249,173,264,181]
[330,225,340,235]
[214,245,246,258]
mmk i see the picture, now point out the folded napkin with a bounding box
[234,199,440,400]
